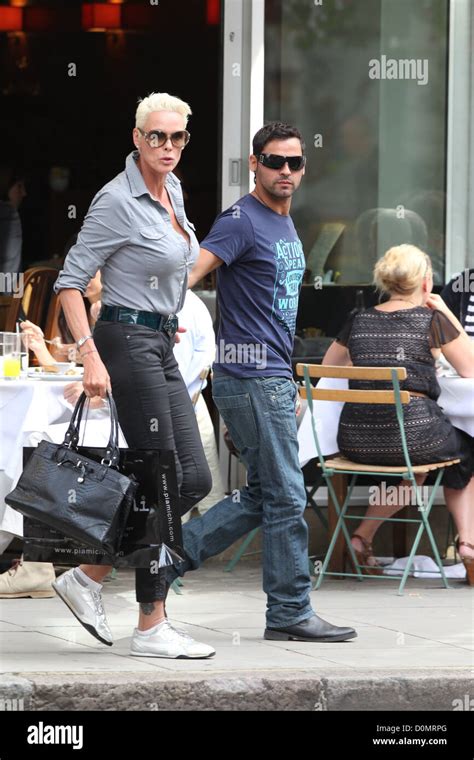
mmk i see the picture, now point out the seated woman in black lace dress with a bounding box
[322,245,474,583]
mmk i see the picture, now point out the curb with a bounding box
[1,671,472,711]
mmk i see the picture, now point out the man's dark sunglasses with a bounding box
[138,128,191,149]
[258,153,306,171]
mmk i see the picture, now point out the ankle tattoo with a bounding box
[140,603,156,616]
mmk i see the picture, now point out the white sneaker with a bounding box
[130,620,215,659]
[52,569,113,646]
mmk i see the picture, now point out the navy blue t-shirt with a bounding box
[201,194,306,378]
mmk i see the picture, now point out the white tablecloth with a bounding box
[0,378,71,477]
[0,378,71,536]
[436,376,474,435]
[0,377,127,537]
[298,376,474,467]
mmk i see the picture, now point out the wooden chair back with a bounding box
[4,267,58,332]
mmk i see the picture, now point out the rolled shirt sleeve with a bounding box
[53,188,131,295]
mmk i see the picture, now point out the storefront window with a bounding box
[265,0,449,286]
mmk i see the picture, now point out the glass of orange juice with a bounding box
[3,334,21,380]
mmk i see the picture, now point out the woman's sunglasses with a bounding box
[138,128,191,149]
[258,153,306,171]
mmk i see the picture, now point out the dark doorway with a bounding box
[0,0,221,269]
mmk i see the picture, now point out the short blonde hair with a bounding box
[373,244,432,296]
[135,92,192,130]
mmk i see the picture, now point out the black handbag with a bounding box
[22,449,184,569]
[5,391,138,556]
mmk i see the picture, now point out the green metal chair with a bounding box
[297,363,461,595]
[224,527,318,579]
[224,528,261,572]
[170,577,184,595]
[224,471,327,574]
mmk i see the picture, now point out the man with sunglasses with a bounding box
[167,122,357,643]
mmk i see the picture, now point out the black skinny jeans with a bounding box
[92,319,212,602]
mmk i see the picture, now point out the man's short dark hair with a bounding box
[252,122,306,157]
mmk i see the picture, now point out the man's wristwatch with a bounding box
[76,334,93,350]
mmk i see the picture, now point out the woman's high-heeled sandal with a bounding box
[456,540,474,586]
[349,533,384,576]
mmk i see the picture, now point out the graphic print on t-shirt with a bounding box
[200,194,307,377]
[271,237,306,335]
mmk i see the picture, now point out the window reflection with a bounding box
[265,0,449,286]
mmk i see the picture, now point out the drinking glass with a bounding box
[3,334,21,379]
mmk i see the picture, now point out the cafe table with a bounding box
[0,374,73,537]
[0,371,126,539]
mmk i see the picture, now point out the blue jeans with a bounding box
[167,375,315,628]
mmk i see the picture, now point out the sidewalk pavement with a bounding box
[0,564,472,711]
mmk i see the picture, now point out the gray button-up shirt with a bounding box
[53,151,199,314]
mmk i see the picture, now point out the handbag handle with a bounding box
[62,391,89,448]
[62,390,121,467]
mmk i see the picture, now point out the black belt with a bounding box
[98,305,179,337]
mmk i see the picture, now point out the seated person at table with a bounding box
[19,272,102,367]
[0,275,104,597]
[322,245,474,583]
[441,268,474,339]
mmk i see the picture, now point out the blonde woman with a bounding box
[52,93,214,657]
[323,245,474,582]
